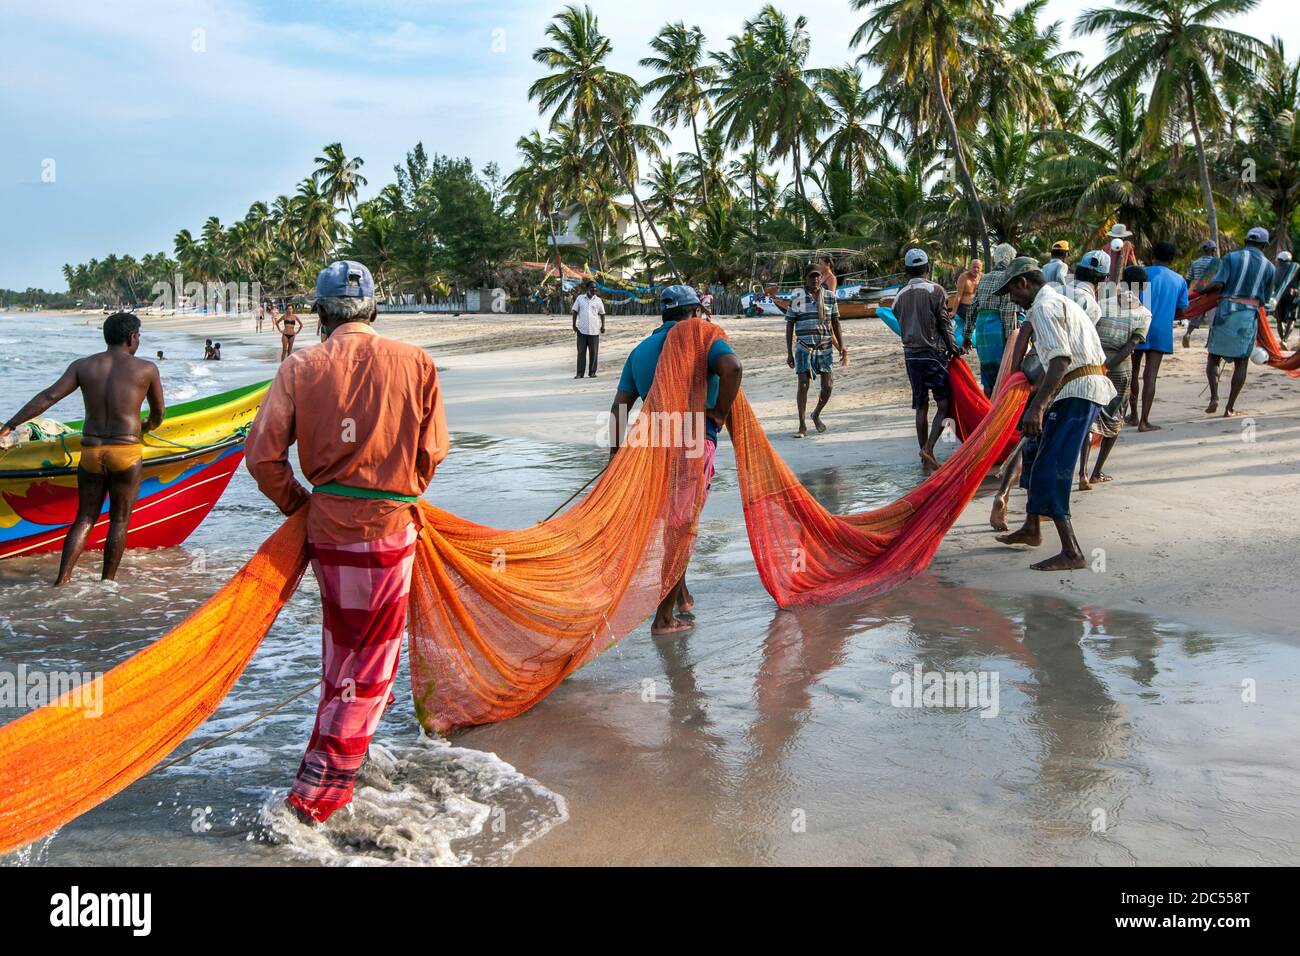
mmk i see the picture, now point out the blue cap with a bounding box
[1246,226,1270,244]
[315,260,374,298]
[904,248,929,268]
[660,284,700,313]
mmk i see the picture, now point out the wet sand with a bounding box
[7,308,1300,865]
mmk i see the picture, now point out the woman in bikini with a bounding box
[276,306,301,361]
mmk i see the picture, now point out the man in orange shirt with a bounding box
[245,260,448,823]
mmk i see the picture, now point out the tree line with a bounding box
[49,0,1300,307]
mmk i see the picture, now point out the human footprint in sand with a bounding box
[989,259,1114,571]
[785,266,845,438]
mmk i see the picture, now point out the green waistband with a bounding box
[312,481,420,502]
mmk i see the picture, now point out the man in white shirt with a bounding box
[992,258,1116,571]
[570,280,606,378]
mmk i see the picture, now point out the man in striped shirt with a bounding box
[992,258,1115,572]
[785,266,846,437]
[1203,227,1276,417]
[1181,239,1220,348]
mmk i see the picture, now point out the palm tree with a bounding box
[710,31,772,272]
[643,156,691,220]
[1244,37,1300,250]
[529,4,678,277]
[1031,85,1199,250]
[964,1,1081,129]
[851,0,998,264]
[313,142,368,215]
[640,22,718,204]
[747,6,824,227]
[1075,0,1266,250]
[809,64,899,188]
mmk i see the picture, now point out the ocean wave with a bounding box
[258,737,568,866]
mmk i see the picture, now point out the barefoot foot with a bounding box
[996,527,1042,547]
[812,413,828,434]
[989,498,1010,532]
[1030,552,1088,571]
[1137,421,1161,432]
[651,617,695,636]
[1205,400,1218,415]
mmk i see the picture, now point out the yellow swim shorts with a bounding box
[79,444,143,474]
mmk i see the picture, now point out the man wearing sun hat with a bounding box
[1105,223,1137,283]
[992,257,1114,572]
[1042,240,1071,285]
[1203,226,1277,417]
[246,259,450,823]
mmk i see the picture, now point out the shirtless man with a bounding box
[275,306,302,361]
[0,312,164,585]
[953,258,982,350]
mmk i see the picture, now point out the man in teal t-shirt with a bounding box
[609,284,743,635]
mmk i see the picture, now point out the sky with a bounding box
[2,0,1297,290]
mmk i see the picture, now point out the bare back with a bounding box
[75,351,162,445]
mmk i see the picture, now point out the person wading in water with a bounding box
[245,260,449,823]
[0,312,165,585]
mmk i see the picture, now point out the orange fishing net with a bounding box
[1189,291,1300,376]
[1254,307,1300,375]
[0,319,1027,855]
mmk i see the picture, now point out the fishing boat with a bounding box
[0,381,268,560]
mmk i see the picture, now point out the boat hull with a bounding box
[0,445,246,560]
[0,380,267,561]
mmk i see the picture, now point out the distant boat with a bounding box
[0,381,268,560]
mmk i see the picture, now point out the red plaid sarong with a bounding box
[287,523,418,822]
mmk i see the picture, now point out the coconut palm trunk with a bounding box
[596,126,681,281]
[1185,80,1220,249]
[933,45,991,264]
[690,112,710,205]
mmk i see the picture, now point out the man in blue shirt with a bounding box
[609,285,743,635]
[1129,241,1188,431]
[1204,226,1277,417]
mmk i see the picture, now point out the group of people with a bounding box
[203,339,222,360]
[892,224,1296,572]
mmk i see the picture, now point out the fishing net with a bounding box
[1189,291,1300,376]
[1254,307,1300,375]
[0,318,1027,854]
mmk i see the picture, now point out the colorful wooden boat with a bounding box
[0,381,268,560]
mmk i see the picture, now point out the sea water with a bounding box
[2,313,1299,866]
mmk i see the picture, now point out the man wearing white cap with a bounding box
[893,248,959,472]
[1203,227,1276,417]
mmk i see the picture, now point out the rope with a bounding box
[542,464,607,521]
[153,679,322,773]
